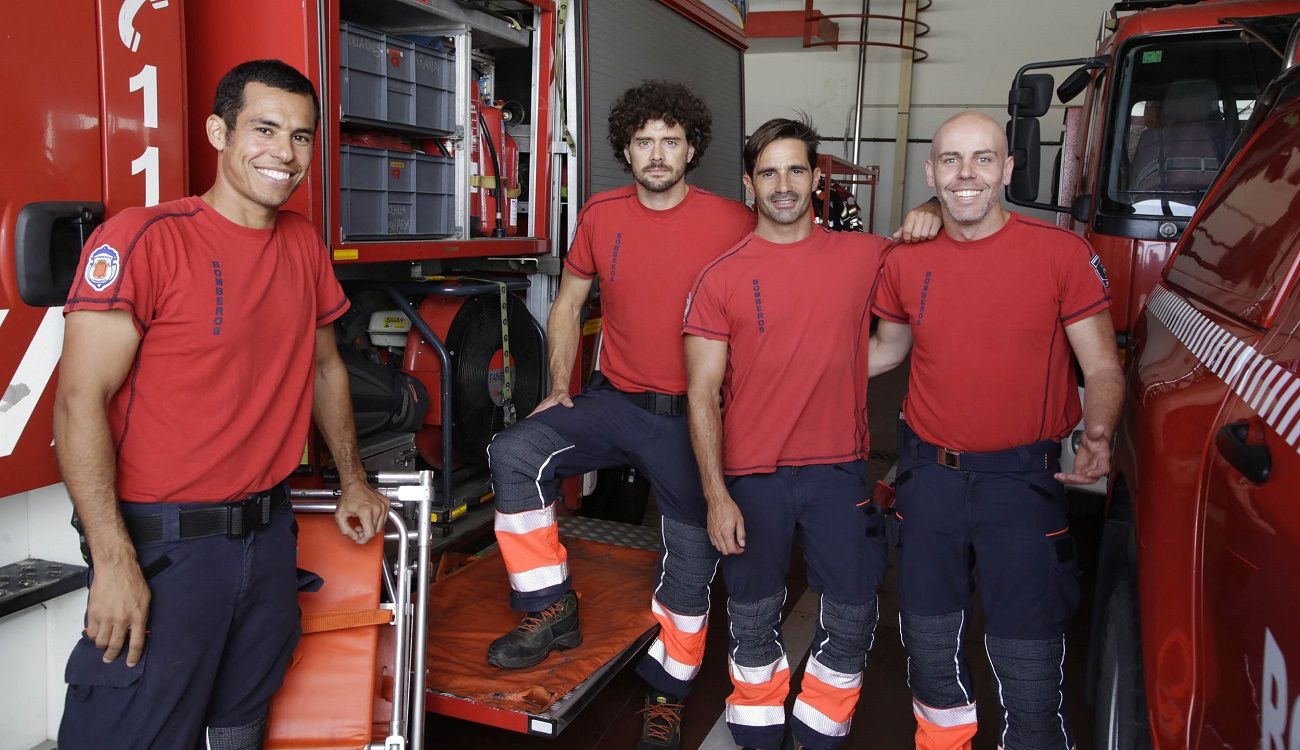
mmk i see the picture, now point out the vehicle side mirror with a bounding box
[1070,193,1093,224]
[15,202,103,307]
[1007,117,1041,203]
[1057,66,1091,104]
[1008,73,1054,118]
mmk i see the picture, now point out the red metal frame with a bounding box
[746,9,840,48]
[816,154,879,233]
[657,0,748,49]
[802,0,931,60]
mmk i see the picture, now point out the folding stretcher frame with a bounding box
[283,471,434,750]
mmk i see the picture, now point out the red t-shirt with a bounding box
[564,185,755,395]
[65,196,349,502]
[683,227,889,474]
[872,212,1111,452]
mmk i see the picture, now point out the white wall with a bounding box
[744,0,1115,229]
[0,484,86,749]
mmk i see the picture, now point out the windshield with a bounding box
[1102,32,1279,220]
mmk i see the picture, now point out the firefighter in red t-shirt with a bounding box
[55,61,388,748]
[684,117,890,750]
[870,112,1125,750]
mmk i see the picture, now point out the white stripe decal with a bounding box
[792,699,851,736]
[647,639,701,681]
[1147,287,1300,459]
[1,308,65,457]
[495,504,557,535]
[725,703,786,728]
[507,562,568,594]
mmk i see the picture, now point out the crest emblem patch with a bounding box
[85,245,120,291]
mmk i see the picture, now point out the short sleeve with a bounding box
[682,269,731,342]
[64,213,158,334]
[871,251,909,323]
[313,240,349,327]
[562,208,597,279]
[1059,240,1111,324]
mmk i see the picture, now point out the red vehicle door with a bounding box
[0,0,184,496]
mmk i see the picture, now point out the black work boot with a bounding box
[486,590,581,669]
[637,690,685,750]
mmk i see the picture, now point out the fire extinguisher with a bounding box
[470,81,520,237]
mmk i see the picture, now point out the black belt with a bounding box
[902,421,1060,473]
[590,372,688,417]
[122,485,288,544]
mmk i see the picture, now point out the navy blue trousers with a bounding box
[59,499,300,750]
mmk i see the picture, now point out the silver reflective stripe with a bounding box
[495,505,556,534]
[728,655,789,685]
[1148,287,1300,453]
[652,599,707,634]
[792,699,851,737]
[646,639,700,681]
[913,698,978,728]
[508,562,568,593]
[804,655,861,690]
[725,703,786,728]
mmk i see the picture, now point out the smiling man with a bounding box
[55,60,387,749]
[869,111,1124,750]
[683,117,891,750]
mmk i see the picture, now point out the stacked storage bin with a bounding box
[340,22,457,237]
[341,145,455,238]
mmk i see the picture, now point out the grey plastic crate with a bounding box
[384,37,416,125]
[341,145,454,237]
[413,44,456,132]
[414,153,455,235]
[340,23,387,122]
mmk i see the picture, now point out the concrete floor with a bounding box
[429,359,1104,748]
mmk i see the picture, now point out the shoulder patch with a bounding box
[1089,254,1110,289]
[84,244,121,291]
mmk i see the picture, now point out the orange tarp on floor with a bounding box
[425,538,659,714]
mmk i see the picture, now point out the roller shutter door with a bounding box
[583,0,744,201]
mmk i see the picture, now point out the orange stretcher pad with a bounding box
[425,539,659,715]
[265,515,658,747]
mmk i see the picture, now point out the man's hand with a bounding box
[528,388,574,416]
[707,494,747,556]
[335,482,389,544]
[1055,424,1112,485]
[892,199,943,243]
[85,558,151,666]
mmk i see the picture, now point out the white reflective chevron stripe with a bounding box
[507,562,568,594]
[646,639,700,681]
[651,599,706,634]
[724,703,786,727]
[804,655,861,690]
[494,504,556,534]
[728,655,789,685]
[1,308,64,458]
[1148,287,1300,452]
[913,698,979,727]
[792,699,851,737]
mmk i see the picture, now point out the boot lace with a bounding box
[516,599,567,633]
[638,699,684,742]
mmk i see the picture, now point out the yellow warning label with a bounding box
[333,248,360,261]
[299,440,310,465]
[382,316,407,328]
[582,318,603,336]
[390,160,406,169]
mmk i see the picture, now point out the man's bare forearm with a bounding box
[313,353,368,488]
[54,395,134,565]
[1082,366,1124,438]
[545,304,582,394]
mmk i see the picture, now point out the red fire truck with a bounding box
[1005,0,1299,493]
[1091,21,1300,750]
[0,0,748,745]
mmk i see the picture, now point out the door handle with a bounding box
[15,202,104,307]
[1215,420,1271,484]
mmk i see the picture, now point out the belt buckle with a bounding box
[937,447,961,470]
[228,494,270,538]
